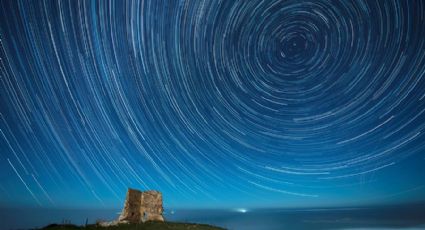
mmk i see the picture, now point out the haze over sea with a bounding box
[2,204,425,230]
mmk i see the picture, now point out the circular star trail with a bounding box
[1,0,425,207]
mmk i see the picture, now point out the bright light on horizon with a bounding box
[235,208,248,213]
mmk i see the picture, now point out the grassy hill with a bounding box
[40,221,225,230]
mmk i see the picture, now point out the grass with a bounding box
[40,221,225,230]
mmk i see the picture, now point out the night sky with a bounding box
[1,0,425,211]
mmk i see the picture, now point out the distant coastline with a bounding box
[2,203,425,230]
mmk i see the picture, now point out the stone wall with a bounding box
[118,188,164,223]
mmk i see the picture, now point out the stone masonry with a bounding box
[118,188,164,223]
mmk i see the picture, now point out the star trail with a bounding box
[1,0,425,210]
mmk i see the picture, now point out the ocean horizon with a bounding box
[2,203,425,230]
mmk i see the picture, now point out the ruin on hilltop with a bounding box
[118,188,164,223]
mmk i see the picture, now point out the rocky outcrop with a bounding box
[118,188,164,223]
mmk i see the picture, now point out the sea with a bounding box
[1,204,425,230]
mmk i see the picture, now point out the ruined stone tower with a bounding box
[118,188,164,223]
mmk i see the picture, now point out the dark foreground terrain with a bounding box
[40,222,225,230]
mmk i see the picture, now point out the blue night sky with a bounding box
[1,0,425,211]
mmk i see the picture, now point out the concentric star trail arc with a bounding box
[1,0,425,208]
